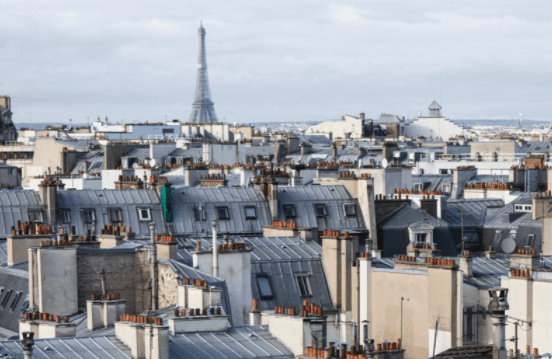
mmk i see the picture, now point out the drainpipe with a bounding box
[212,220,218,277]
[22,332,34,359]
[149,222,157,311]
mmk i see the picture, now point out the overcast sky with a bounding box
[1,1,551,124]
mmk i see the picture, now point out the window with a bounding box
[443,184,451,194]
[138,208,151,222]
[1,289,12,308]
[81,209,96,223]
[510,230,516,239]
[343,204,356,217]
[9,291,21,311]
[256,276,273,299]
[525,205,532,211]
[28,210,43,223]
[107,208,123,223]
[493,230,503,245]
[58,209,71,223]
[193,208,205,221]
[244,206,257,220]
[283,205,296,218]
[19,299,29,314]
[315,204,327,217]
[297,276,312,297]
[413,183,423,192]
[526,234,535,248]
[439,169,448,174]
[415,233,428,244]
[8,169,13,175]
[216,207,229,220]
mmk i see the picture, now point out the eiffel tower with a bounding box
[188,22,219,124]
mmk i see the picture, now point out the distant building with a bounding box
[404,101,474,140]
[0,96,18,144]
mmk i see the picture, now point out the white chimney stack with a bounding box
[212,220,218,277]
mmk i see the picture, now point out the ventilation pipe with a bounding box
[149,222,157,311]
[212,220,218,277]
[22,332,34,359]
[488,288,509,359]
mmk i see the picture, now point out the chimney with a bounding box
[87,297,126,331]
[420,197,438,219]
[488,288,509,359]
[22,332,34,359]
[459,252,473,278]
[38,178,61,225]
[331,143,338,159]
[268,179,278,221]
[115,320,169,359]
[212,220,218,277]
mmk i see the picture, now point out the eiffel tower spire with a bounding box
[188,22,218,124]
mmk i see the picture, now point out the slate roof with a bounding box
[169,326,295,359]
[172,236,332,313]
[482,193,539,229]
[70,150,104,174]
[378,204,450,229]
[412,174,453,193]
[169,147,203,158]
[245,146,278,157]
[0,266,29,338]
[428,100,442,110]
[434,344,493,359]
[444,199,505,227]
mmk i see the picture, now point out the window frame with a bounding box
[137,207,152,222]
[493,230,503,245]
[1,289,13,308]
[244,206,257,220]
[315,204,327,217]
[526,234,535,248]
[343,203,356,217]
[283,205,296,218]
[107,207,123,224]
[256,274,274,300]
[216,206,229,220]
[296,275,313,297]
[193,207,206,221]
[28,209,44,223]
[58,208,71,224]
[9,291,21,311]
[81,208,96,224]
[415,233,428,244]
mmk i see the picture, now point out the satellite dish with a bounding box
[381,158,388,168]
[501,237,516,254]
[132,163,139,170]
[150,159,157,167]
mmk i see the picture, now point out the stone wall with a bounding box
[77,250,151,314]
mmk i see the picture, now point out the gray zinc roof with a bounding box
[170,187,270,235]
[0,190,43,238]
[56,189,166,237]
[169,326,295,359]
[276,186,365,231]
[0,336,133,358]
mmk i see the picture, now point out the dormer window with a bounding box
[283,205,296,218]
[315,204,327,217]
[28,210,43,223]
[415,233,428,244]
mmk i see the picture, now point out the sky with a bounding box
[1,1,551,124]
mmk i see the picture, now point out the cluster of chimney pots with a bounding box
[515,248,536,255]
[173,307,222,317]
[397,256,456,267]
[91,293,121,301]
[272,221,297,229]
[323,230,348,237]
[23,311,69,324]
[101,224,131,236]
[155,235,174,243]
[120,314,164,326]
[511,268,531,278]
[305,339,401,359]
[509,347,540,357]
[12,221,52,236]
[411,243,437,250]
[195,241,246,252]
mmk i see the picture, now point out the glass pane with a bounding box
[140,209,150,220]
[316,205,326,216]
[217,207,228,219]
[284,205,296,217]
[257,277,272,298]
[245,207,256,219]
[344,205,355,216]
